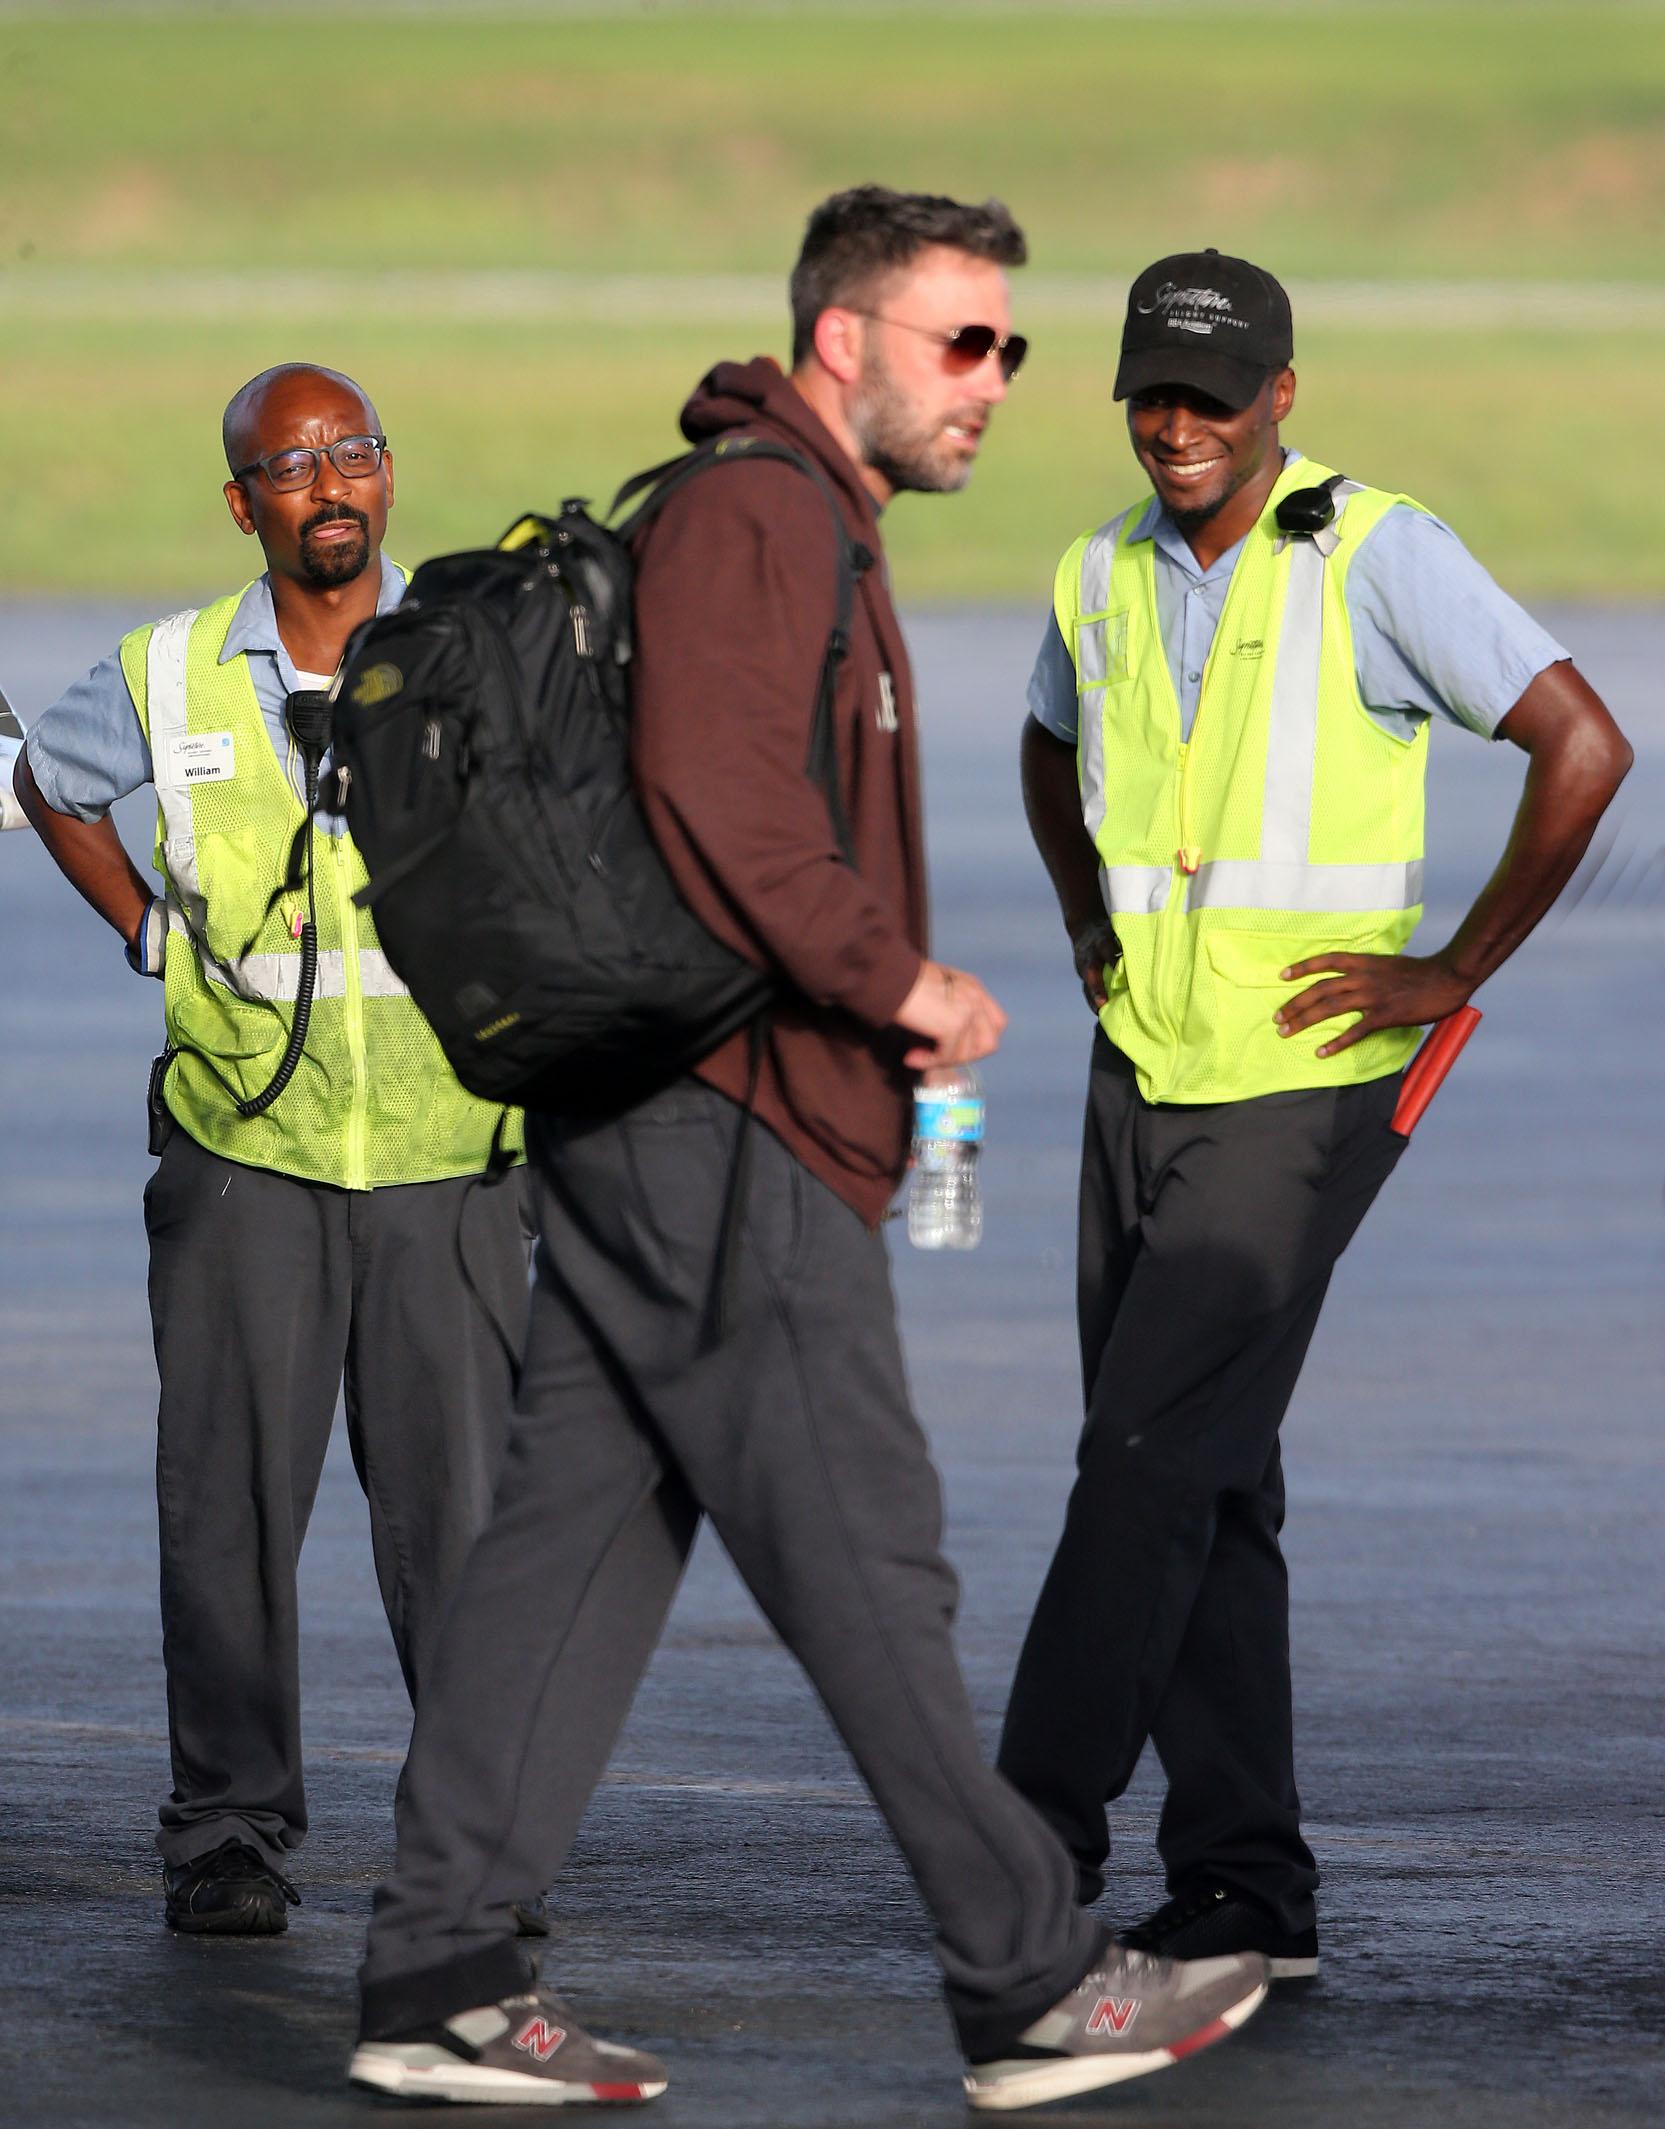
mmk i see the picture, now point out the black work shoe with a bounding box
[349,1984,668,2105]
[1117,1882,1318,1979]
[512,1895,552,1938]
[163,1840,300,1935]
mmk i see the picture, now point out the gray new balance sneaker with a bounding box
[348,1985,667,2106]
[963,1944,1268,2111]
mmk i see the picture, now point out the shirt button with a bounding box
[1187,671,1201,683]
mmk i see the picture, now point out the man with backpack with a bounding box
[349,187,1268,2113]
[12,364,530,1934]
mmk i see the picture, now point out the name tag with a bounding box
[164,731,236,785]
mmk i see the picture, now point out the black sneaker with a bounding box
[1118,1882,1318,1979]
[349,1984,667,2105]
[512,1894,552,1938]
[163,1840,300,1935]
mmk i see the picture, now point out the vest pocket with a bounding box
[1074,608,1131,689]
[1202,923,1386,1061]
[1203,923,1384,989]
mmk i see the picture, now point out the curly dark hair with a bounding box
[789,185,1027,367]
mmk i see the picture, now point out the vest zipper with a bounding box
[1176,738,1202,879]
[1158,622,1216,1097]
[1148,774,1180,1103]
[334,833,370,1189]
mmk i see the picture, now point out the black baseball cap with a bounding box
[1113,248,1293,411]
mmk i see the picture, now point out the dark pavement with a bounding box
[2,601,1661,2125]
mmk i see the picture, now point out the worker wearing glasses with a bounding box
[14,364,532,1940]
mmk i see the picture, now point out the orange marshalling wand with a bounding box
[1389,1004,1483,1138]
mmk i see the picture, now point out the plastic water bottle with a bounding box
[907,1067,985,1250]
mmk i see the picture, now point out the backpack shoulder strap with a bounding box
[605,446,705,522]
[611,437,868,860]
[611,436,874,1342]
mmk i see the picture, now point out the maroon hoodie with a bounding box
[631,357,928,1227]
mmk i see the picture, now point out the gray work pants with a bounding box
[999,1032,1406,1929]
[359,1084,1101,2062]
[145,1127,529,1870]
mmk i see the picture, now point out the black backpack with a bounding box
[331,439,865,1117]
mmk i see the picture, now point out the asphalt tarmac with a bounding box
[2,601,1661,2127]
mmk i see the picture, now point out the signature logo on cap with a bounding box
[1136,283,1250,337]
[1138,283,1232,317]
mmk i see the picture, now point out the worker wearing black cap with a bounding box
[999,249,1631,1976]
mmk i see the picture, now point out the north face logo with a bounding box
[349,661,404,708]
[512,2017,568,2061]
[1086,1995,1139,2035]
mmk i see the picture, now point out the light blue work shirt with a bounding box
[22,556,405,839]
[1028,451,1567,747]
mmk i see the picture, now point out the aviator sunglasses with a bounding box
[854,313,1029,383]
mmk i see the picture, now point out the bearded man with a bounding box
[345,188,1268,2114]
[15,366,529,1934]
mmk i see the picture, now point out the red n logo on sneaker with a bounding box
[512,2017,568,2061]
[1087,1996,1139,2035]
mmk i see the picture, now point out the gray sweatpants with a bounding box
[359,1083,1100,2062]
[145,1127,530,1870]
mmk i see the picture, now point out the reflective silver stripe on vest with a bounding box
[182,941,412,1003]
[1075,513,1154,911]
[150,612,292,1004]
[356,951,411,999]
[146,610,209,938]
[162,900,257,993]
[1189,857,1424,913]
[1103,864,1172,914]
[238,950,336,1002]
[1259,480,1365,865]
[1072,515,1124,689]
[237,952,408,1002]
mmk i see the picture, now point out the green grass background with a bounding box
[1,0,1661,601]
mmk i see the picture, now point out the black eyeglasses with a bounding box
[233,434,388,493]
[856,314,1028,383]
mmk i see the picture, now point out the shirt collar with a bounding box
[218,553,406,667]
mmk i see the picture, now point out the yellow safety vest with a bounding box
[1055,456,1428,1104]
[122,588,521,1187]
